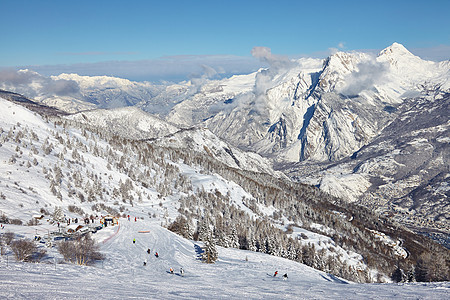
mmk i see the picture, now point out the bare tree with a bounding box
[3,231,15,245]
[0,234,5,255]
[58,234,104,265]
[10,239,37,261]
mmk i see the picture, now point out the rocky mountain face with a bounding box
[358,92,449,241]
[288,92,449,245]
[166,43,449,164]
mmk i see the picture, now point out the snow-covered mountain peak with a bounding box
[54,73,141,89]
[325,51,364,69]
[376,43,448,94]
[378,42,415,58]
[65,105,179,139]
[377,42,439,73]
[318,51,370,92]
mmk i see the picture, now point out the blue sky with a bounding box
[1,0,449,81]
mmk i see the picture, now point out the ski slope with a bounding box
[0,218,448,299]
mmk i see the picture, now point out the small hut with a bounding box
[100,215,118,227]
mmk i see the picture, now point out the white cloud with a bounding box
[10,55,266,83]
[0,69,80,98]
[338,58,388,96]
[251,47,294,70]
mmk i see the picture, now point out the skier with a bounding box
[155,252,159,258]
[135,217,137,222]
[273,271,278,277]
[169,268,174,274]
[143,261,147,266]
[133,238,136,244]
[147,248,151,254]
[180,268,184,276]
[128,215,130,221]
[283,273,288,280]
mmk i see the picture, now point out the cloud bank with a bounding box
[9,55,266,83]
[250,47,296,115]
[0,69,80,98]
[338,59,388,96]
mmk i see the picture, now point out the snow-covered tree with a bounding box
[52,206,64,222]
[202,233,218,264]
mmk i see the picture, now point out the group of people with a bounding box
[136,239,284,280]
[273,271,288,280]
[169,267,184,276]
[141,247,160,265]
[141,246,184,276]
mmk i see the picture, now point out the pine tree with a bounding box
[202,233,218,264]
[391,266,406,283]
[247,232,257,252]
[229,225,239,249]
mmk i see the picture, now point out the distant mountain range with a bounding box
[1,43,449,243]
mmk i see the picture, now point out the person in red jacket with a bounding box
[273,271,278,277]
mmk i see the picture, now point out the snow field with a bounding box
[1,217,449,299]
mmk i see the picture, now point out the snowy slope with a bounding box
[151,126,285,177]
[1,218,449,299]
[65,106,179,140]
[54,73,163,111]
[0,95,278,225]
[0,71,165,114]
[63,105,283,177]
